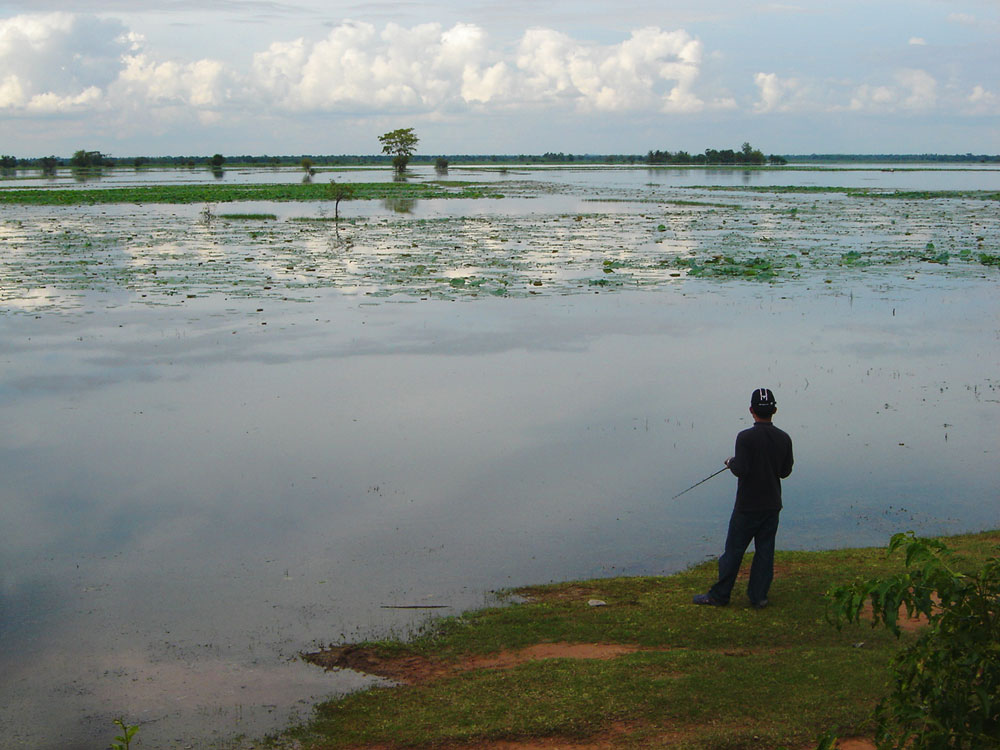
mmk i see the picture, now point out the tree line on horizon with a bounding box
[646,142,783,166]
[2,149,997,172]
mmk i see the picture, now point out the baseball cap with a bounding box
[751,387,776,408]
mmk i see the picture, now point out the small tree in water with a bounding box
[327,180,355,222]
[378,127,419,173]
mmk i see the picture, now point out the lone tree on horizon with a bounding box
[378,127,419,173]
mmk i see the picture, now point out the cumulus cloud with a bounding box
[514,26,705,113]
[250,20,513,111]
[27,85,102,113]
[895,68,937,109]
[0,8,986,142]
[947,13,977,26]
[752,72,801,113]
[848,69,937,112]
[908,37,926,46]
[0,12,719,121]
[115,54,230,108]
[849,84,895,110]
[969,85,995,104]
[967,84,999,113]
[250,22,708,114]
[0,12,127,110]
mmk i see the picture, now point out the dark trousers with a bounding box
[709,509,780,605]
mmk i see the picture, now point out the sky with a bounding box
[0,0,997,157]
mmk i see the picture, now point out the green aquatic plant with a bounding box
[109,718,139,750]
[677,255,778,280]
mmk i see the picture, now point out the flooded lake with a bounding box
[0,165,998,749]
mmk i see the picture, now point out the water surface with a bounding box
[0,169,997,749]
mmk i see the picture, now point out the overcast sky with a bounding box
[0,0,996,157]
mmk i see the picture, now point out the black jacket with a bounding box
[727,421,794,511]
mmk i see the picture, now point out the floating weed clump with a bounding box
[218,213,278,221]
[676,255,779,280]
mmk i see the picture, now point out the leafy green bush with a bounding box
[825,532,1000,749]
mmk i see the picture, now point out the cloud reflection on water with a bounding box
[0,280,997,749]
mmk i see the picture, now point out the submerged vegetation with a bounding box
[689,185,1000,202]
[0,171,997,313]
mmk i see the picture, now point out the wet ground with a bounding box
[0,166,997,748]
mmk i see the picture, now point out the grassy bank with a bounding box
[283,530,999,750]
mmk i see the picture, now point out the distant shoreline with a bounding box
[4,153,998,170]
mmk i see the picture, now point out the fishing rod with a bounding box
[671,464,730,500]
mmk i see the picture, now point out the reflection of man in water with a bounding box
[693,388,793,609]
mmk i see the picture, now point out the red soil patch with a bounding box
[302,642,643,684]
[735,562,792,581]
[464,643,641,670]
[302,645,451,684]
[860,596,938,632]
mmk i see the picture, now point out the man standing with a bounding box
[693,387,793,609]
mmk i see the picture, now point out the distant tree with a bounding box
[378,128,419,173]
[132,157,149,168]
[434,157,449,173]
[301,157,314,172]
[39,156,58,174]
[210,153,225,167]
[0,154,17,169]
[327,180,355,221]
[740,142,766,165]
[769,154,788,165]
[71,150,112,168]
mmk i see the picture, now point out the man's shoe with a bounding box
[750,599,769,610]
[692,593,724,606]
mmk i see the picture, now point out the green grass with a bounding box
[282,530,999,750]
[218,213,278,220]
[0,181,502,205]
